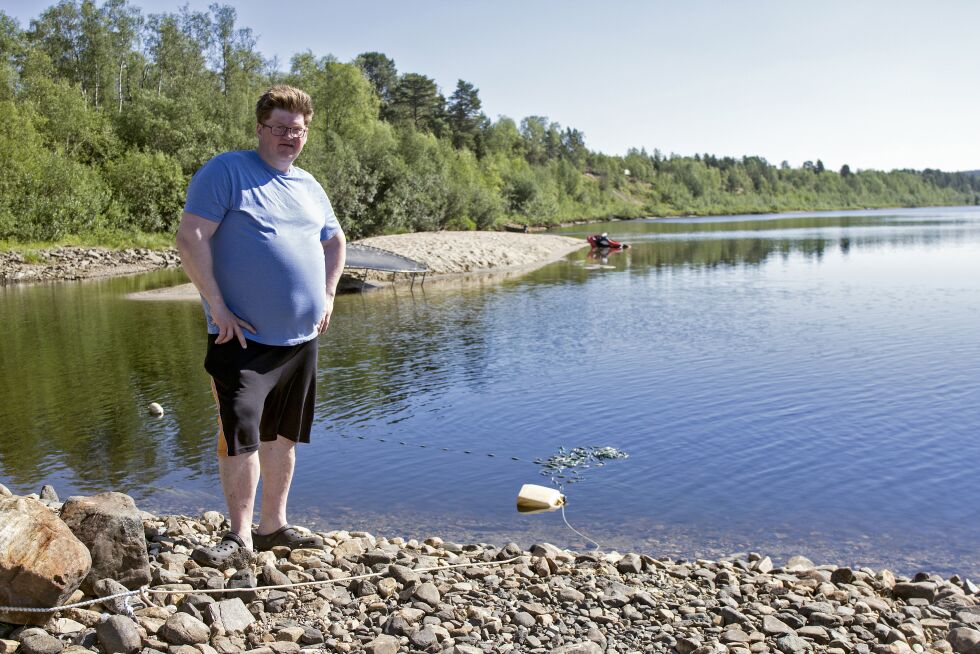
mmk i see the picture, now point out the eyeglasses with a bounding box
[259,123,308,138]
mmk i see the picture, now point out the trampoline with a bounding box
[344,242,428,289]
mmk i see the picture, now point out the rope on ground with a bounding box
[0,555,523,614]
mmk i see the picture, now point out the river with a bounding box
[1,206,978,577]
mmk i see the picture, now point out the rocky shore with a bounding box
[0,247,181,284]
[1,232,585,288]
[2,484,978,654]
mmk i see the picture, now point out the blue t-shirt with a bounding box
[184,150,342,346]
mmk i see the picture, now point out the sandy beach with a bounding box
[119,231,586,300]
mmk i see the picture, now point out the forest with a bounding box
[1,1,978,243]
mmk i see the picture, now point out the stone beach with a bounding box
[0,247,181,284]
[2,483,979,654]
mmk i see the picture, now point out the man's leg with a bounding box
[218,449,260,550]
[256,435,296,536]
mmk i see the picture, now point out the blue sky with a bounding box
[6,0,979,172]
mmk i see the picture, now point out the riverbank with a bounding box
[0,232,585,289]
[2,485,978,654]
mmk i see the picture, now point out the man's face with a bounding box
[256,108,308,172]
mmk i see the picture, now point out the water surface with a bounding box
[1,207,978,577]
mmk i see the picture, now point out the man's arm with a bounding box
[317,230,347,334]
[176,212,255,348]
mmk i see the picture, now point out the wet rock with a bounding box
[60,492,151,593]
[39,486,59,503]
[96,615,142,653]
[0,496,92,625]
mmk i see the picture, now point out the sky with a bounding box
[6,0,980,172]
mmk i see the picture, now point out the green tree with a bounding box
[389,72,445,133]
[446,79,486,152]
[354,51,397,108]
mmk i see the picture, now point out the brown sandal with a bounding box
[252,525,323,551]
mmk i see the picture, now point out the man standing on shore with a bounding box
[176,85,346,565]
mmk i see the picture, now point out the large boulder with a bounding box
[59,492,151,594]
[0,496,92,625]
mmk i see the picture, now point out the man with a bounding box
[177,85,346,566]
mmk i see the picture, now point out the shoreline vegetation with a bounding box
[2,2,980,248]
[2,484,979,654]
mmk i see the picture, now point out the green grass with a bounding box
[0,229,175,253]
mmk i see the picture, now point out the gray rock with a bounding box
[722,629,752,643]
[414,581,441,606]
[512,611,536,628]
[260,563,291,587]
[18,631,64,654]
[206,598,254,634]
[275,626,305,643]
[226,569,258,602]
[389,564,420,586]
[755,557,774,573]
[764,615,797,636]
[721,606,750,625]
[616,553,643,574]
[0,496,92,626]
[299,626,324,646]
[893,582,937,603]
[549,642,603,654]
[157,612,210,645]
[362,549,394,566]
[948,628,980,654]
[776,635,810,653]
[96,615,141,654]
[364,634,399,654]
[832,568,856,585]
[39,486,59,503]
[265,589,289,613]
[798,626,830,644]
[410,625,438,650]
[60,492,151,594]
[676,637,703,654]
[786,556,816,571]
[93,578,135,615]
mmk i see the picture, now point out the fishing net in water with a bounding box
[534,446,629,487]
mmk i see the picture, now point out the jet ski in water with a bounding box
[587,233,629,249]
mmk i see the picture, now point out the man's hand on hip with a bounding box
[317,295,335,334]
[211,303,256,348]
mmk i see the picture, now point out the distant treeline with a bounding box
[1,1,978,243]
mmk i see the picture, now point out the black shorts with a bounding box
[205,334,318,456]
